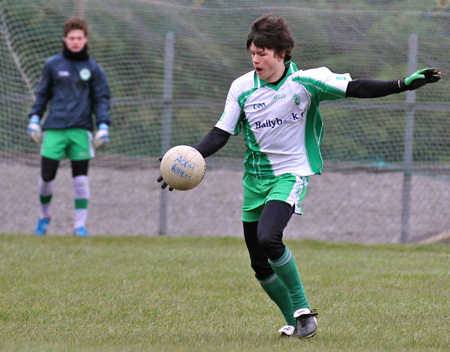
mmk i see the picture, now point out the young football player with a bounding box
[158,13,441,338]
[28,17,111,237]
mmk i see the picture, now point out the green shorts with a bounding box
[41,129,94,161]
[242,173,309,222]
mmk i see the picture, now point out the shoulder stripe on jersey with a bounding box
[238,88,258,109]
[292,76,346,100]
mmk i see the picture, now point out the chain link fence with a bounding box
[1,0,449,242]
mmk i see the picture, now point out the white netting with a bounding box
[1,0,449,242]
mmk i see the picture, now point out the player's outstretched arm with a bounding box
[346,68,442,98]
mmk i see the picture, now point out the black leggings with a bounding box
[243,200,295,281]
[41,156,89,182]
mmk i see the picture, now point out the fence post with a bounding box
[401,33,418,243]
[159,31,175,236]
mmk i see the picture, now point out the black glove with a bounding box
[157,157,173,191]
[402,68,441,90]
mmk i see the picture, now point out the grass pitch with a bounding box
[0,233,449,352]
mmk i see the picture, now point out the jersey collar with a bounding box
[253,61,298,89]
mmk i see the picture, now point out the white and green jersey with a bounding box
[216,62,351,178]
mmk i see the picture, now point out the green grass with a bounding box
[0,234,449,352]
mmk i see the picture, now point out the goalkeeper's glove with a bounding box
[157,157,173,191]
[28,115,42,144]
[401,68,441,91]
[94,123,109,149]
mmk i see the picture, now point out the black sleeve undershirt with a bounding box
[194,127,231,158]
[345,78,406,98]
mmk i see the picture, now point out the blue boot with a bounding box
[73,226,89,237]
[34,217,51,236]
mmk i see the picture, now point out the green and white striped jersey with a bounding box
[216,62,351,178]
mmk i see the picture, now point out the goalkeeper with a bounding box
[28,17,111,237]
[158,14,441,339]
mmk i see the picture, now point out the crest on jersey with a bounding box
[293,94,301,106]
[80,68,91,81]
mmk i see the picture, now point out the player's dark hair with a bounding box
[63,17,88,37]
[246,14,294,62]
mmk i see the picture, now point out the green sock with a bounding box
[269,247,309,310]
[40,194,52,204]
[74,198,89,209]
[258,273,296,326]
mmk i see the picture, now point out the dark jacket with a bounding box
[28,52,111,131]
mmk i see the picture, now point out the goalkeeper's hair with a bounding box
[246,13,294,62]
[63,17,88,37]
